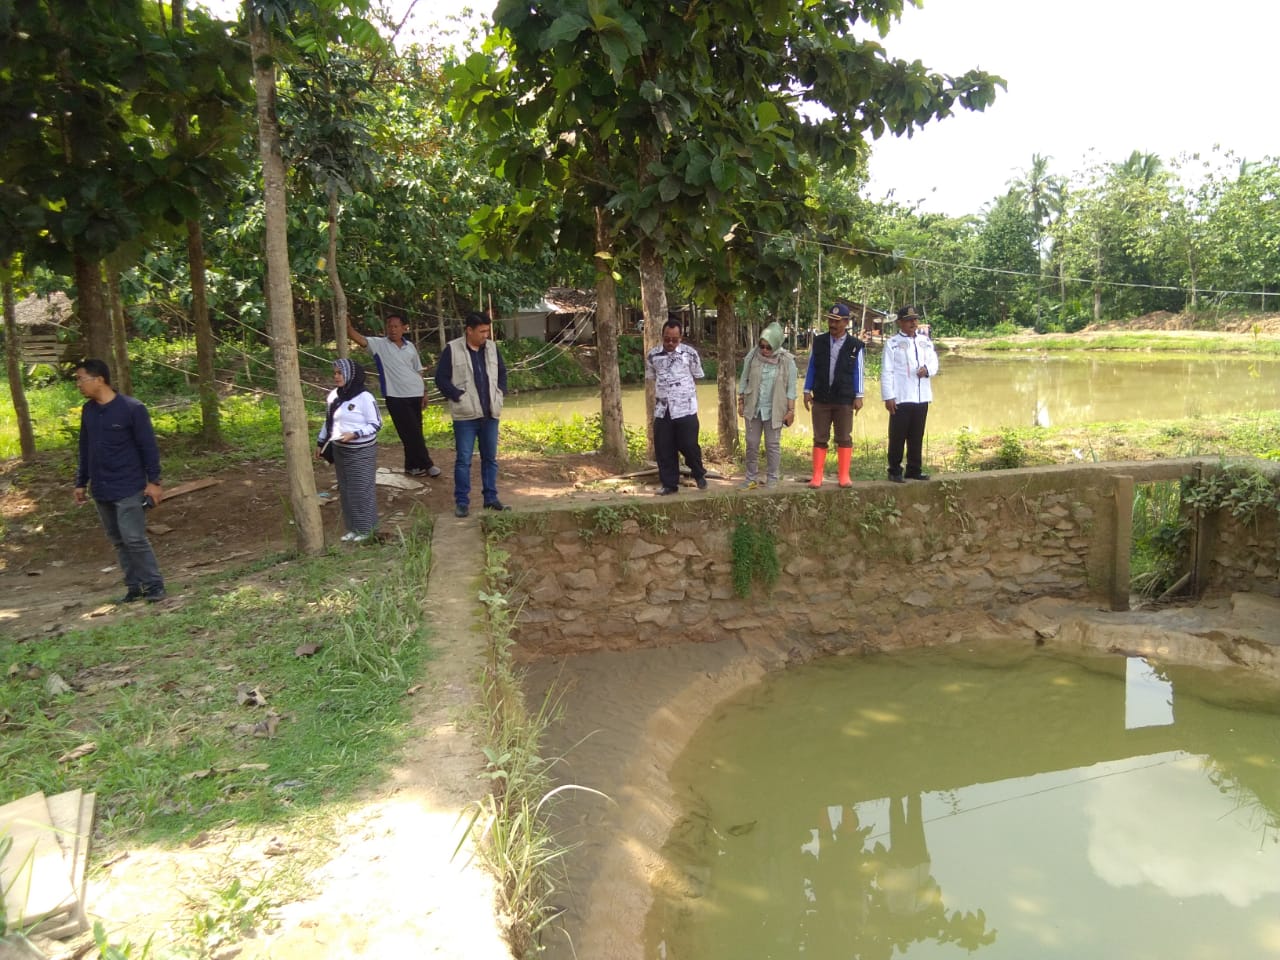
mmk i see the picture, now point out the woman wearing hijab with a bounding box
[735,321,797,489]
[317,358,383,542]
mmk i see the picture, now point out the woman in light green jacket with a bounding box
[735,322,797,488]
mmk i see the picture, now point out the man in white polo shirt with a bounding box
[348,313,440,477]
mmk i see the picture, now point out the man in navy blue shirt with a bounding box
[73,358,167,602]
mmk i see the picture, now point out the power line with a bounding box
[753,230,1275,300]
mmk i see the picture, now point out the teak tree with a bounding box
[453,0,1002,456]
[244,0,381,555]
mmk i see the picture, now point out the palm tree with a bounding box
[1008,154,1065,316]
[1007,153,1065,261]
[1115,149,1164,183]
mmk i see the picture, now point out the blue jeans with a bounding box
[95,492,164,594]
[452,417,500,508]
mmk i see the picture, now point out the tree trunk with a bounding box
[250,9,324,556]
[185,218,222,443]
[594,208,626,462]
[716,290,739,456]
[327,183,349,359]
[173,0,219,442]
[2,273,37,461]
[1093,244,1103,323]
[435,289,446,350]
[1187,250,1198,310]
[638,240,667,460]
[104,262,133,395]
[313,299,322,346]
[74,254,111,362]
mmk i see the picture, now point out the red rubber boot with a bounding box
[808,447,827,488]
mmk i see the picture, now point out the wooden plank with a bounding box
[28,790,92,938]
[17,334,82,365]
[0,792,76,929]
[71,793,95,932]
[162,477,223,500]
[43,789,81,863]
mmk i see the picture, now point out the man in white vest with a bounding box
[434,312,510,518]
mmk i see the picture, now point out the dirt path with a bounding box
[231,516,512,960]
[38,511,514,959]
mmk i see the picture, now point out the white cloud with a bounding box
[1086,753,1280,908]
[864,0,1279,216]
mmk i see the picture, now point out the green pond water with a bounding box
[504,354,1280,437]
[646,643,1280,959]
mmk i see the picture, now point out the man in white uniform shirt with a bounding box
[881,305,939,482]
[645,319,708,495]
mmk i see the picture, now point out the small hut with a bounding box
[11,291,82,368]
[845,301,890,344]
[507,287,599,343]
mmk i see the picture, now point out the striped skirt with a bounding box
[333,441,378,535]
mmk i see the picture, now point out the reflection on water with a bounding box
[647,644,1280,959]
[503,354,1280,437]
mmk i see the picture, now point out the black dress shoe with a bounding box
[656,486,679,496]
[695,476,708,490]
[888,473,906,484]
[483,500,511,511]
[144,587,167,603]
[119,588,144,603]
[454,504,469,518]
[906,473,931,481]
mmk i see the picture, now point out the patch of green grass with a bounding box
[0,378,80,458]
[502,413,647,459]
[962,334,1280,355]
[0,515,436,848]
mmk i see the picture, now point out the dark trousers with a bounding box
[95,492,164,594]
[654,413,705,490]
[888,402,930,478]
[384,395,434,472]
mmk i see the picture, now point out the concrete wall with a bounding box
[493,458,1277,659]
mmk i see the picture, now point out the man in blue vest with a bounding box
[802,303,865,488]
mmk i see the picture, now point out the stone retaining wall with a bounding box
[493,458,1276,658]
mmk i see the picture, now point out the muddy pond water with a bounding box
[646,643,1280,959]
[504,354,1280,436]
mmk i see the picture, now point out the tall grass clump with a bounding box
[462,538,607,957]
[502,413,646,460]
